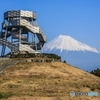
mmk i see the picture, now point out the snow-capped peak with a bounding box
[43,35,99,53]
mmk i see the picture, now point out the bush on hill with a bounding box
[90,68,100,77]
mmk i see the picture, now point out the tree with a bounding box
[63,60,67,63]
[90,68,100,77]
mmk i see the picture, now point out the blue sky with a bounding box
[0,0,100,48]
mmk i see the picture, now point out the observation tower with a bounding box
[0,10,47,57]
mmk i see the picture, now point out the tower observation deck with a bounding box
[0,10,47,57]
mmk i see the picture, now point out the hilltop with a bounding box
[0,58,100,100]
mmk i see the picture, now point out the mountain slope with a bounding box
[43,35,99,53]
[0,58,100,100]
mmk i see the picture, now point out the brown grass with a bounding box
[0,59,100,100]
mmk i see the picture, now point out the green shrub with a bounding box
[63,60,67,63]
[90,68,100,77]
[0,93,4,99]
[43,53,61,59]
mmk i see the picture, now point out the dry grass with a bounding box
[0,59,100,100]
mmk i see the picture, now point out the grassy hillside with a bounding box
[0,58,100,100]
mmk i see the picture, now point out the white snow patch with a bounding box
[43,35,99,53]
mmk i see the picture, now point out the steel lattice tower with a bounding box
[0,10,47,57]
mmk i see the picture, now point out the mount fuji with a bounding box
[43,35,99,53]
[43,35,100,71]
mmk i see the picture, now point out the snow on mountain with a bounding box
[43,35,99,53]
